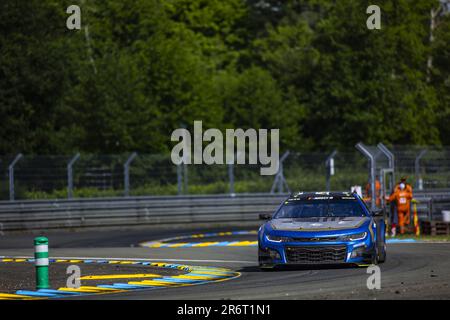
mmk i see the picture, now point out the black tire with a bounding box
[378,243,387,263]
[371,246,379,265]
[260,266,275,271]
[259,260,276,271]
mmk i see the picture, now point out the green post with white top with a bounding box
[34,236,50,289]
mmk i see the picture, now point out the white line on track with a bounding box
[0,256,255,264]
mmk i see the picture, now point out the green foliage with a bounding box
[432,14,450,145]
[0,0,79,154]
[0,0,449,156]
[254,0,443,149]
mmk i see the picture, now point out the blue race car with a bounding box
[258,192,386,269]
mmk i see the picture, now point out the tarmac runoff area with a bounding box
[1,227,450,299]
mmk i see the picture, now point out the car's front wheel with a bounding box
[371,246,379,265]
[259,265,276,271]
[258,256,275,271]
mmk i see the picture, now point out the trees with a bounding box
[431,14,450,145]
[0,0,81,154]
[252,0,443,149]
[0,0,448,155]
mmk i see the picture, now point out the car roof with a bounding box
[287,191,358,201]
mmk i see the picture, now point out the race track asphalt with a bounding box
[1,227,450,299]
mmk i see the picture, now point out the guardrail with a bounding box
[400,190,450,221]
[0,194,287,232]
[0,192,449,233]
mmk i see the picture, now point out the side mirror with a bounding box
[259,213,272,220]
[371,209,384,217]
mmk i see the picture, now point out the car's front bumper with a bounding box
[258,235,375,267]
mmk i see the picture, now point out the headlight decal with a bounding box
[339,232,367,241]
[266,235,291,242]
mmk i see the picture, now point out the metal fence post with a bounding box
[278,162,283,193]
[124,152,138,197]
[67,153,80,199]
[377,143,395,191]
[183,163,188,194]
[325,150,337,192]
[415,149,427,190]
[429,197,433,221]
[356,143,377,210]
[8,153,23,201]
[228,163,234,195]
[270,151,290,194]
[180,123,189,195]
[177,164,183,195]
[228,152,238,196]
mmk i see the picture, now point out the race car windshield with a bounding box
[273,199,366,219]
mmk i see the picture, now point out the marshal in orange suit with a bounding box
[388,180,413,235]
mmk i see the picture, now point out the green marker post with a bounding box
[34,236,50,289]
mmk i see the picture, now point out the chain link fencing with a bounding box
[392,146,450,190]
[1,145,449,201]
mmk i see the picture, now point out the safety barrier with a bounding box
[0,193,286,232]
[0,191,449,233]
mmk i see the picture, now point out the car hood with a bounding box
[269,216,369,231]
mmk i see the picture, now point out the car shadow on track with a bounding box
[239,264,361,273]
